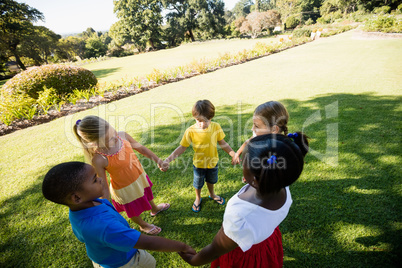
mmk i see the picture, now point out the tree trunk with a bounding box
[188,29,195,42]
[149,38,155,50]
[10,48,26,70]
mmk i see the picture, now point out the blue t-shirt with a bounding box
[69,199,141,268]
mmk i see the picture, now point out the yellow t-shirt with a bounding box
[180,122,225,169]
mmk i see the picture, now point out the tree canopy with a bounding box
[163,0,226,42]
[0,0,44,70]
[113,0,163,51]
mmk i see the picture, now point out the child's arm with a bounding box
[119,131,164,167]
[217,139,236,164]
[92,155,110,200]
[179,227,238,266]
[164,145,187,164]
[233,139,250,165]
[135,234,195,255]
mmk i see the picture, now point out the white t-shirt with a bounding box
[222,185,292,252]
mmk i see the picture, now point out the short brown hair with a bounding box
[192,100,215,120]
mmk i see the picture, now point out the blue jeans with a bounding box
[193,165,218,190]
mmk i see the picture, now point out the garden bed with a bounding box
[1,25,360,136]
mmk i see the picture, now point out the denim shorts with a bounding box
[193,165,218,189]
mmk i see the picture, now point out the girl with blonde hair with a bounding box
[74,115,170,235]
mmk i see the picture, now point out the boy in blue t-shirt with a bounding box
[42,162,195,268]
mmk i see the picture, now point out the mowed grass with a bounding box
[85,37,280,82]
[0,30,401,267]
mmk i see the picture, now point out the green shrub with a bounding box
[397,4,402,14]
[293,27,312,38]
[363,15,402,33]
[317,11,343,24]
[0,93,36,125]
[305,18,314,25]
[349,10,368,22]
[317,17,328,24]
[37,87,59,115]
[285,16,300,29]
[2,64,97,99]
[373,6,391,14]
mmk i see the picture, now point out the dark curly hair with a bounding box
[42,162,87,205]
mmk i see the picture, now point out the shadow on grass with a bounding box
[91,67,122,79]
[0,93,400,267]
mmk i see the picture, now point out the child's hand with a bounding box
[158,160,169,172]
[182,244,196,255]
[178,250,196,264]
[178,244,196,264]
[232,153,240,165]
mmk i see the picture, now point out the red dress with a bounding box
[211,227,283,268]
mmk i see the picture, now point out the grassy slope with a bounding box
[0,30,401,267]
[85,38,279,82]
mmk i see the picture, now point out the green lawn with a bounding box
[0,30,401,267]
[85,37,280,82]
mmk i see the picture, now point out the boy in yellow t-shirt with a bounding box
[163,100,236,212]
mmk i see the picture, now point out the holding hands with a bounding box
[231,152,240,165]
[158,160,170,172]
[178,250,197,265]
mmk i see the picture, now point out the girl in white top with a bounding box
[179,101,309,268]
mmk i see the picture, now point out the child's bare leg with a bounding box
[149,200,169,214]
[206,182,217,199]
[207,182,224,204]
[130,215,161,235]
[194,188,202,206]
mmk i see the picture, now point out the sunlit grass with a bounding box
[85,37,280,82]
[0,30,401,267]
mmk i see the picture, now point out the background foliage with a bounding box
[1,0,401,79]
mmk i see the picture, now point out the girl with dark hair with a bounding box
[179,132,309,268]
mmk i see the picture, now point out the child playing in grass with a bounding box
[74,115,169,235]
[179,132,309,267]
[233,101,290,183]
[42,162,195,268]
[162,100,236,212]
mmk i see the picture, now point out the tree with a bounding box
[298,0,322,23]
[162,17,185,47]
[256,0,277,12]
[57,36,86,61]
[232,0,254,18]
[19,26,61,65]
[163,0,198,42]
[196,0,226,39]
[275,0,300,28]
[113,0,163,51]
[109,20,131,47]
[84,36,108,58]
[239,10,281,38]
[0,0,44,70]
[163,0,226,42]
[80,27,97,39]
